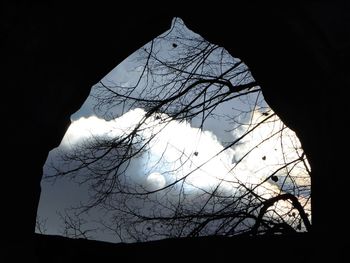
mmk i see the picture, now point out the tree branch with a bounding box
[251,193,311,235]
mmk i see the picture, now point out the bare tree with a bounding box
[58,210,97,240]
[35,216,48,235]
[45,18,311,242]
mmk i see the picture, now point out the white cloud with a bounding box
[60,108,145,149]
[59,108,310,201]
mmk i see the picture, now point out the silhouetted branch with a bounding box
[251,193,311,235]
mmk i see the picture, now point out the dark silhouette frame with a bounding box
[2,2,348,262]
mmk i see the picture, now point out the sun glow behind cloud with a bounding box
[61,108,310,202]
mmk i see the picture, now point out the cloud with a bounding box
[58,107,310,200]
[60,109,145,149]
[230,110,311,196]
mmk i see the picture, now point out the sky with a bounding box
[36,18,311,243]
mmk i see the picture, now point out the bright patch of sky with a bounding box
[37,18,310,243]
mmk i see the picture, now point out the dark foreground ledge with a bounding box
[5,233,347,262]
